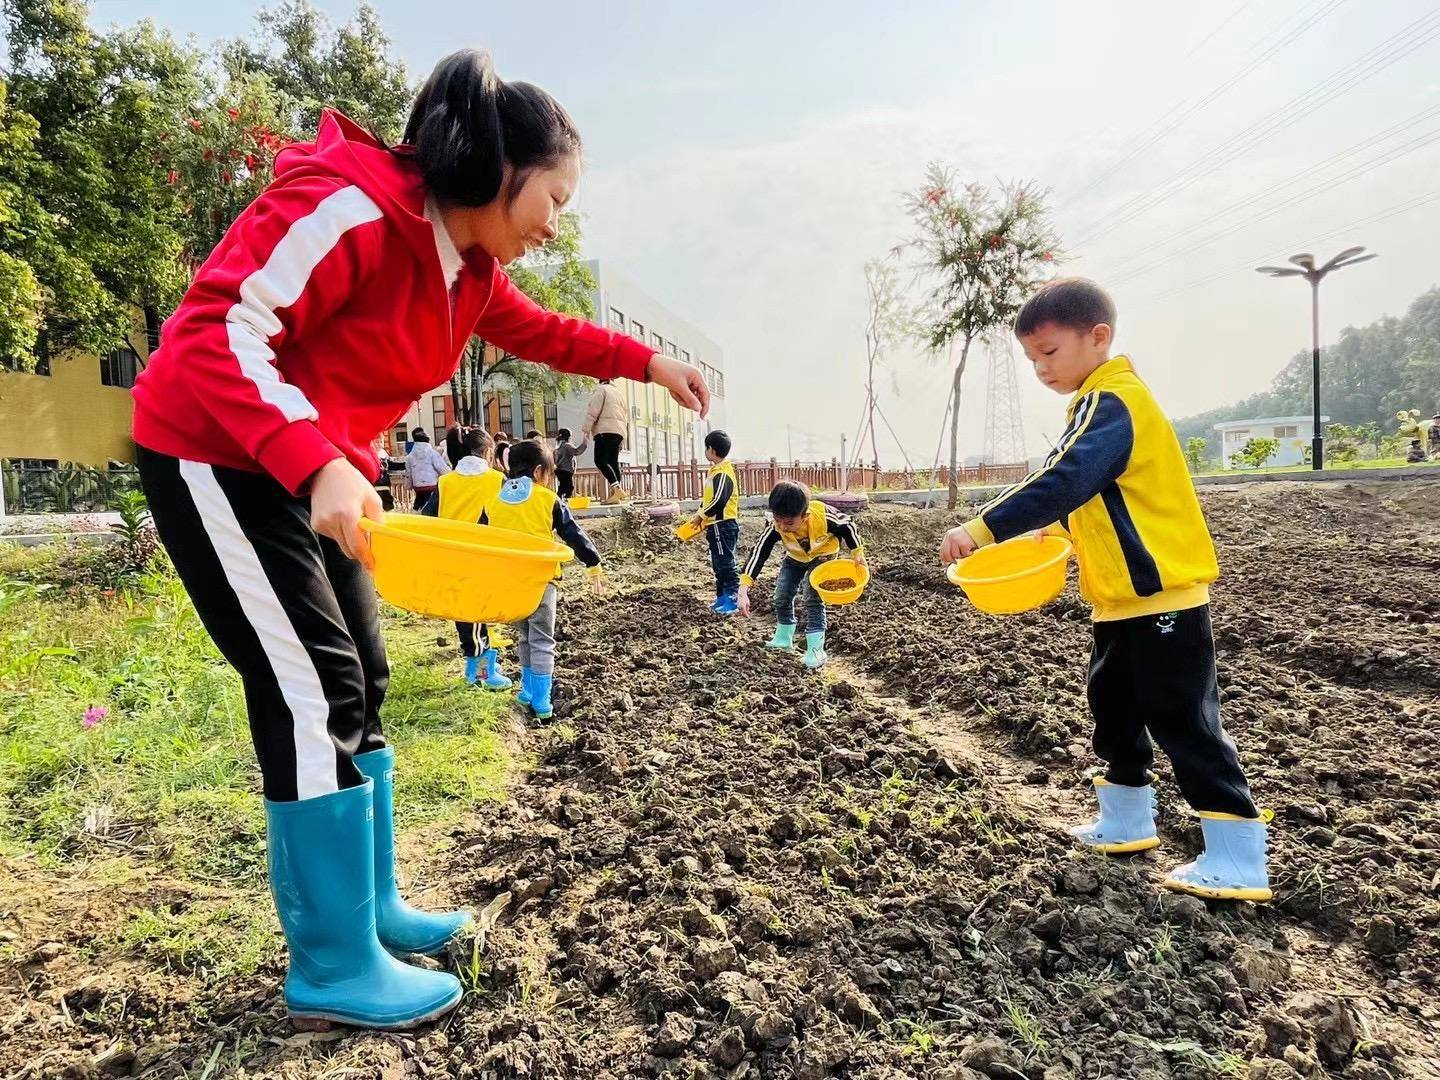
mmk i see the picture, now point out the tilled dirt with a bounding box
[4,480,1440,1079]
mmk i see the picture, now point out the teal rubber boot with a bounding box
[463,655,480,685]
[1070,778,1160,854]
[1164,812,1274,902]
[802,631,828,669]
[481,648,512,690]
[530,672,554,720]
[515,667,534,708]
[766,623,796,650]
[265,782,461,1029]
[354,748,472,955]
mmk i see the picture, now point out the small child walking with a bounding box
[552,427,589,500]
[940,277,1270,902]
[481,439,603,719]
[436,428,509,689]
[687,430,741,614]
[737,480,865,669]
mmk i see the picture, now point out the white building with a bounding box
[388,261,726,469]
[1213,416,1328,469]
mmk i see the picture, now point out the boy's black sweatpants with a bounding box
[1088,604,1257,818]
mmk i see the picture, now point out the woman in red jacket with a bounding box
[132,50,708,1032]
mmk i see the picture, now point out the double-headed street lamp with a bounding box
[1256,247,1377,470]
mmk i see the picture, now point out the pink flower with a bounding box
[83,706,109,729]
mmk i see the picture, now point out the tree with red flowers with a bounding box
[901,164,1062,507]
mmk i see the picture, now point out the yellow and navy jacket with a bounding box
[741,499,862,586]
[962,356,1218,622]
[699,460,739,524]
[481,476,601,578]
[437,457,503,523]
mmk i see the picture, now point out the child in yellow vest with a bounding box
[686,430,741,614]
[737,480,865,669]
[437,429,509,689]
[939,278,1268,902]
[480,439,603,720]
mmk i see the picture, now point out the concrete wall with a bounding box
[0,328,147,466]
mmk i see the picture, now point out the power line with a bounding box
[1063,0,1347,207]
[1137,188,1440,304]
[1100,102,1440,280]
[1105,121,1440,286]
[1075,7,1440,245]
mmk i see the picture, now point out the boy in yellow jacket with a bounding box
[437,429,508,689]
[940,278,1269,902]
[687,430,742,614]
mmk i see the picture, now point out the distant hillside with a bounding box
[1172,285,1440,445]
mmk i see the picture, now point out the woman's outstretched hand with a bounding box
[310,458,383,569]
[648,354,711,419]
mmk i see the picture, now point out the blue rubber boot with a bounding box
[1070,778,1160,854]
[802,631,828,669]
[766,624,796,650]
[530,673,554,720]
[481,648,512,691]
[713,594,738,616]
[354,748,472,955]
[463,655,480,685]
[1163,812,1274,902]
[515,667,534,708]
[265,782,461,1030]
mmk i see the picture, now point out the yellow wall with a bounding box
[0,329,145,466]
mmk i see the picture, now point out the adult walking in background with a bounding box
[130,48,709,1032]
[584,378,629,503]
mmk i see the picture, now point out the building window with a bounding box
[713,370,725,399]
[431,394,453,439]
[2,336,51,376]
[664,339,677,358]
[630,321,644,346]
[680,349,691,366]
[100,345,140,389]
[393,425,408,452]
[498,394,513,433]
[544,390,559,433]
[608,307,625,331]
[651,331,664,353]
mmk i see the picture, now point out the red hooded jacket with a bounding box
[133,111,653,495]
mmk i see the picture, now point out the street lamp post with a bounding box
[1257,247,1377,471]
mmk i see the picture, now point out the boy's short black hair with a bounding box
[557,427,571,441]
[704,429,732,458]
[525,429,542,439]
[507,438,554,479]
[768,479,810,518]
[1015,277,1117,337]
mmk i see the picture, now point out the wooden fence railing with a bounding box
[570,459,1028,502]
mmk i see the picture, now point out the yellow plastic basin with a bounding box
[810,559,870,606]
[674,518,704,542]
[947,535,1072,614]
[568,496,592,510]
[360,514,572,623]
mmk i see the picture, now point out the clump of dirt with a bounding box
[819,577,859,591]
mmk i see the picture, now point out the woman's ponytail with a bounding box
[403,49,580,207]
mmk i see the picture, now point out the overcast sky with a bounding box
[89,0,1440,462]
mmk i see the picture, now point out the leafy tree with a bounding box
[901,164,1061,507]
[859,257,916,485]
[1,0,202,365]
[1230,437,1279,470]
[222,0,411,142]
[1183,437,1208,473]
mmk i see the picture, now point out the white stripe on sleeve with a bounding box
[179,459,339,800]
[225,184,384,423]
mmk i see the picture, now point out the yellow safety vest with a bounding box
[438,467,503,523]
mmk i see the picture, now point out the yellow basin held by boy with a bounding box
[947,535,1072,615]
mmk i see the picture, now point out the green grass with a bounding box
[0,555,513,880]
[115,896,281,978]
[1196,456,1440,478]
